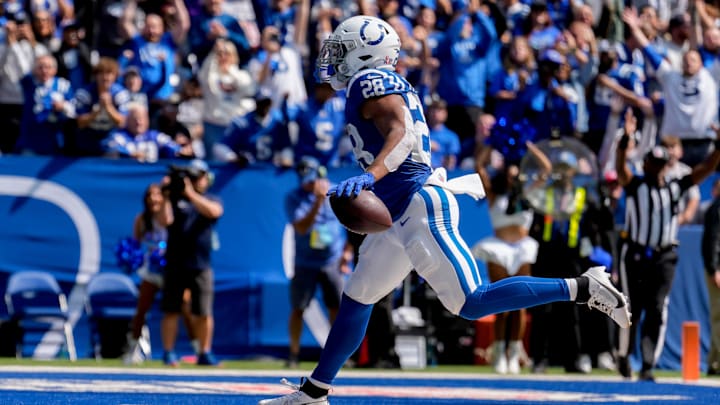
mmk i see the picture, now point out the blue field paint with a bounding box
[0,367,719,404]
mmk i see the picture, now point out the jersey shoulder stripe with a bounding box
[347,69,413,104]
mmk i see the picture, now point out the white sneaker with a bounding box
[597,351,616,371]
[122,340,143,365]
[575,354,592,374]
[258,379,329,405]
[507,341,522,375]
[581,266,631,329]
[492,341,508,374]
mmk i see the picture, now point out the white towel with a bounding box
[425,168,486,200]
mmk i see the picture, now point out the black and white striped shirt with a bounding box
[623,175,694,248]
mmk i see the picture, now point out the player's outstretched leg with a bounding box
[458,266,631,329]
[258,294,373,405]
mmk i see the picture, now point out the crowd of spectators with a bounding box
[2,0,720,372]
[1,0,719,176]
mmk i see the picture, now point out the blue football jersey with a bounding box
[118,33,176,100]
[345,69,432,220]
[16,75,75,155]
[587,64,644,132]
[291,94,346,167]
[221,110,291,163]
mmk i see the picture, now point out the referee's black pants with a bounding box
[617,241,678,372]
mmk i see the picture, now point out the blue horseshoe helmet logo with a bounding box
[360,20,385,46]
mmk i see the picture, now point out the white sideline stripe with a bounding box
[0,377,694,402]
[1,365,720,387]
[0,176,101,359]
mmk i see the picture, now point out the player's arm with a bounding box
[184,182,224,219]
[292,179,329,234]
[361,94,414,182]
[597,74,652,113]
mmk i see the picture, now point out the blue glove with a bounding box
[328,172,375,197]
[589,247,613,270]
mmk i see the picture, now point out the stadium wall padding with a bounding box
[0,156,711,370]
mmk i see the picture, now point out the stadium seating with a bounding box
[4,271,77,361]
[85,272,142,360]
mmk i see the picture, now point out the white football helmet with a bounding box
[316,15,401,90]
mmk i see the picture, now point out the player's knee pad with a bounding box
[406,238,439,273]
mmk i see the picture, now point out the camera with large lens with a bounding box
[164,165,194,201]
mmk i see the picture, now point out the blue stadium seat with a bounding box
[85,272,140,360]
[4,271,77,361]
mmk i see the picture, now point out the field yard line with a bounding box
[1,365,719,387]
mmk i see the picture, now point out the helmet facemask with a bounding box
[316,37,353,90]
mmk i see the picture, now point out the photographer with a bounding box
[160,159,223,366]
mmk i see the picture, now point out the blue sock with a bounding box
[311,294,373,385]
[459,276,570,319]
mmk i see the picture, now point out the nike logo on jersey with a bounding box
[400,217,410,226]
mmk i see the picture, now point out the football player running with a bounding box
[258,15,631,405]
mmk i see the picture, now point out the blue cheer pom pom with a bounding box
[114,237,146,274]
[487,118,537,165]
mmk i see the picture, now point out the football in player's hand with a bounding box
[330,190,392,234]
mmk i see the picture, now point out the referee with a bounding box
[614,114,720,381]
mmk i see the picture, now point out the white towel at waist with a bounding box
[424,168,486,200]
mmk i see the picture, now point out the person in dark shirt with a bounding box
[53,21,92,91]
[160,159,223,367]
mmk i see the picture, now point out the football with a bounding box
[330,190,392,234]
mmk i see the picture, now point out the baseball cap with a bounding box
[645,146,670,165]
[296,156,326,184]
[187,159,210,177]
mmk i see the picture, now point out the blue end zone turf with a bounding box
[1,367,719,404]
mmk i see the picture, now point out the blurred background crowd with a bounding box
[2,0,720,375]
[2,0,720,176]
